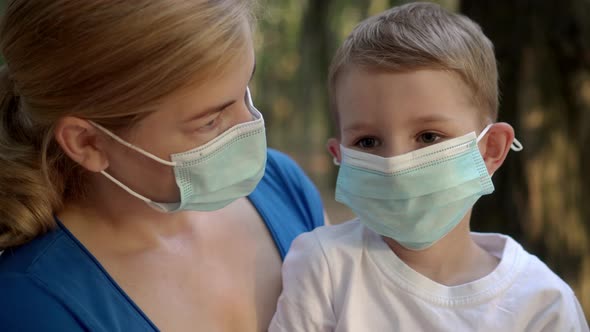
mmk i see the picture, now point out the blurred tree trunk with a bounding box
[297,0,332,132]
[292,0,334,185]
[461,0,590,316]
[460,1,529,244]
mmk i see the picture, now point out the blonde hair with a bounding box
[0,0,254,249]
[329,2,498,127]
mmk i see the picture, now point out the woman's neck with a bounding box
[56,175,211,253]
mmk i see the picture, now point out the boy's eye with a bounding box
[356,137,380,149]
[418,132,441,144]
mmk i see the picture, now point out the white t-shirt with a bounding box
[270,219,589,332]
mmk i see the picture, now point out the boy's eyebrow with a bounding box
[411,114,454,123]
[343,114,453,133]
[343,122,374,134]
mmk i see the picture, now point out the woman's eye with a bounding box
[418,132,441,144]
[356,137,380,149]
[203,118,217,128]
[199,114,221,130]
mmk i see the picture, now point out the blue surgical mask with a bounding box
[335,125,522,250]
[91,88,267,213]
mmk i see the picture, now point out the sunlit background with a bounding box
[251,0,590,319]
[0,0,588,321]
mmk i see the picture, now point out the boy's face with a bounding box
[328,67,484,159]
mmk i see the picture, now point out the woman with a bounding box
[0,1,325,331]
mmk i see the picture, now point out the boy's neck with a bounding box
[382,213,500,286]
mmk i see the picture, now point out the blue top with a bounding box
[0,149,324,331]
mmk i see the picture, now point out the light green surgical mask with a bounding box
[91,88,267,213]
[335,125,522,250]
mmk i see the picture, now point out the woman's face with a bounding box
[101,32,257,203]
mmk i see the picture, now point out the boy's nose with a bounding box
[383,141,414,158]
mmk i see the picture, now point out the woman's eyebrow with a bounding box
[184,100,236,122]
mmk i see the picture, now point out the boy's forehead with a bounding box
[327,1,500,128]
[334,67,482,130]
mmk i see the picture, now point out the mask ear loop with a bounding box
[476,124,493,142]
[100,170,156,204]
[97,171,173,213]
[88,120,178,211]
[89,121,177,166]
[510,138,523,151]
[477,123,524,152]
[333,157,340,166]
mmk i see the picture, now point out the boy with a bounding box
[270,3,589,331]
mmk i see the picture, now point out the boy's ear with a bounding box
[327,138,342,165]
[479,122,515,175]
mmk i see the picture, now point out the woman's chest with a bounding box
[102,204,283,331]
[119,263,267,332]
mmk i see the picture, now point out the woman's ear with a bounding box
[327,138,342,165]
[54,117,109,173]
[479,122,515,175]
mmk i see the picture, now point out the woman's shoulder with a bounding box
[0,225,158,331]
[257,148,323,214]
[0,224,98,285]
[0,271,85,331]
[0,226,66,275]
[0,228,87,330]
[264,149,313,185]
[250,149,325,258]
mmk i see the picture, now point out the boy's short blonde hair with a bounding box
[329,2,498,127]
